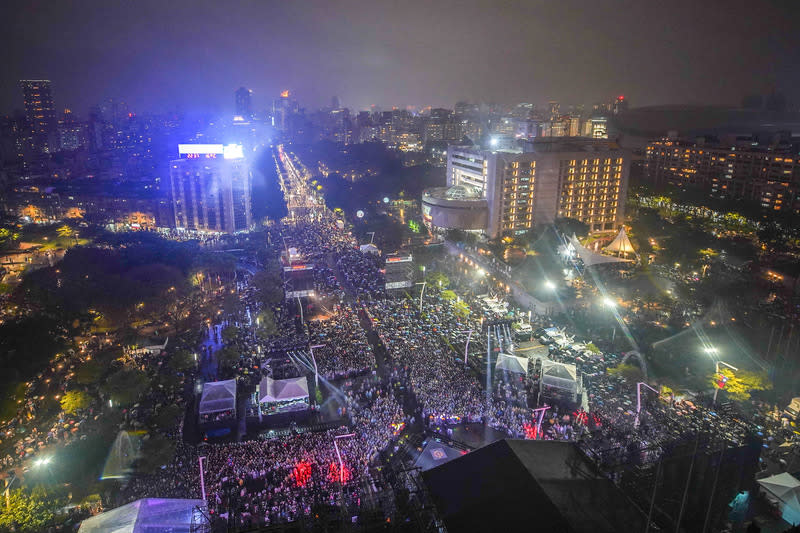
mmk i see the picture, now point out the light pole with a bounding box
[464,329,473,367]
[333,433,356,483]
[198,456,207,502]
[635,382,659,427]
[309,344,325,390]
[532,405,550,440]
[4,474,18,509]
[415,282,427,314]
[713,361,738,406]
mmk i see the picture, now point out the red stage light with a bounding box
[292,461,312,487]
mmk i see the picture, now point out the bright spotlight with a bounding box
[544,280,556,290]
[602,297,616,308]
[704,346,718,354]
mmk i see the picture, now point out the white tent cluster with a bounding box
[757,473,800,526]
[540,360,581,401]
[495,353,530,375]
[198,379,237,416]
[258,376,309,403]
[566,234,629,267]
[79,498,208,533]
[603,227,636,256]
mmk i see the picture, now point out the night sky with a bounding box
[2,0,798,115]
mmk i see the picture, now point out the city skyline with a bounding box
[2,0,799,115]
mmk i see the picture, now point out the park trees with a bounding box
[60,390,91,414]
[710,368,771,402]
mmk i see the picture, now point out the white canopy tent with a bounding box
[540,360,579,395]
[495,353,529,375]
[567,234,630,267]
[258,376,309,403]
[604,227,636,256]
[198,379,237,415]
[757,473,800,526]
[79,498,208,533]
[360,243,380,255]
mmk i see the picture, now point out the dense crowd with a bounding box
[307,304,375,379]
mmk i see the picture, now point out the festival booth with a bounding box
[359,243,380,255]
[757,473,800,526]
[258,376,310,414]
[79,498,208,533]
[495,353,529,375]
[198,379,237,424]
[540,360,580,402]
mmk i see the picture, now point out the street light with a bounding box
[544,280,556,291]
[309,344,325,390]
[713,361,738,406]
[602,297,616,308]
[704,346,718,355]
[635,382,659,427]
[333,433,356,483]
[415,282,427,314]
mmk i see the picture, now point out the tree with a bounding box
[0,487,58,532]
[60,390,91,414]
[427,271,450,289]
[74,359,105,385]
[221,325,240,344]
[710,368,771,402]
[555,217,590,238]
[256,309,278,338]
[252,270,284,307]
[101,368,149,406]
[217,346,240,368]
[585,342,601,354]
[137,434,176,474]
[608,363,644,382]
[153,404,184,431]
[169,349,195,373]
[441,290,457,301]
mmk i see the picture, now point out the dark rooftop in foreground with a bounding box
[422,439,648,533]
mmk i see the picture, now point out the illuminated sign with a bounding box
[280,90,290,98]
[177,143,244,160]
[386,281,413,289]
[386,256,413,263]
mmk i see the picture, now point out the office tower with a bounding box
[20,80,57,153]
[431,139,629,237]
[169,144,252,233]
[590,116,608,139]
[613,95,629,114]
[645,138,800,213]
[235,87,253,119]
[548,101,560,121]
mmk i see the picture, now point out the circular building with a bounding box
[422,185,488,232]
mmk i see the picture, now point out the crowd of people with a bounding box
[307,304,376,379]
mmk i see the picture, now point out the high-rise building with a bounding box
[427,138,629,237]
[20,80,57,153]
[235,87,253,119]
[169,143,252,233]
[645,138,800,213]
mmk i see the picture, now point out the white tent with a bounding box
[79,498,208,533]
[360,243,380,255]
[758,473,800,525]
[568,234,629,267]
[198,379,237,415]
[604,227,636,256]
[540,360,579,394]
[259,376,309,403]
[495,353,529,375]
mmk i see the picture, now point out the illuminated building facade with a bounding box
[20,79,57,153]
[645,139,800,213]
[433,139,628,237]
[235,87,253,119]
[169,144,252,233]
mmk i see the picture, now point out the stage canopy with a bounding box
[758,473,800,526]
[79,498,208,533]
[604,227,636,255]
[199,379,237,415]
[567,234,628,267]
[259,376,309,403]
[541,360,579,393]
[360,243,380,255]
[495,353,529,375]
